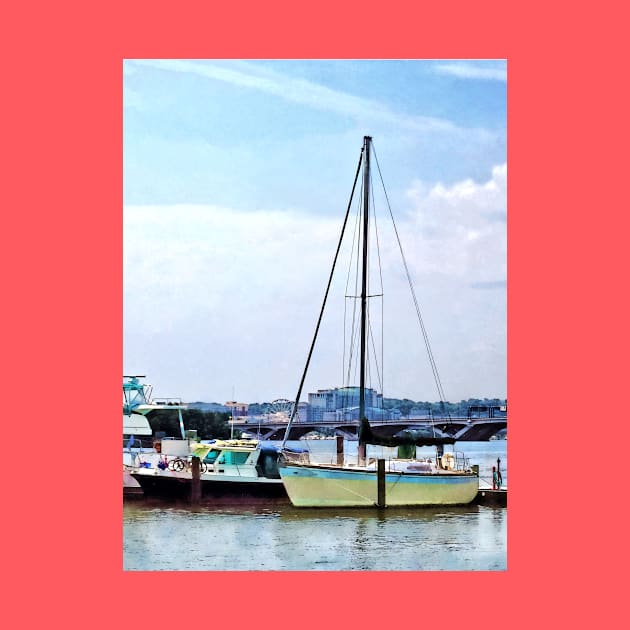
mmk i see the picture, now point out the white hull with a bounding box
[279,463,479,507]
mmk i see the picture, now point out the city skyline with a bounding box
[168,383,506,408]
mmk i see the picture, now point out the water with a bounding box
[123,441,507,571]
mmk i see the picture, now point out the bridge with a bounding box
[230,416,507,442]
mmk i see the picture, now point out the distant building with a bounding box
[307,386,383,422]
[295,401,309,421]
[225,401,249,417]
[467,404,507,419]
[307,389,335,421]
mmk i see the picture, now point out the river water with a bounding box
[123,441,507,571]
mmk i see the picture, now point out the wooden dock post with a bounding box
[191,456,201,504]
[336,435,344,465]
[376,459,386,507]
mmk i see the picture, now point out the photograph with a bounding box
[123,59,507,571]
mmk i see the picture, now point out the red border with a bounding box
[7,0,617,625]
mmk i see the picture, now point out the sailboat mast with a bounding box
[359,136,371,427]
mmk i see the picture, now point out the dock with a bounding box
[474,487,507,507]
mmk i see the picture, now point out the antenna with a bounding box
[231,385,235,439]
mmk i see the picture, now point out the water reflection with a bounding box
[124,500,506,571]
[277,504,481,523]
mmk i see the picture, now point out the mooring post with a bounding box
[376,459,386,508]
[191,456,201,504]
[336,435,344,465]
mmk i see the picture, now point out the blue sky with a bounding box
[123,59,506,404]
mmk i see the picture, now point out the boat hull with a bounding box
[130,470,287,501]
[278,463,479,507]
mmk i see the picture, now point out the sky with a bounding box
[123,59,506,404]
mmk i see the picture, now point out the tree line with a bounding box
[147,408,232,440]
[381,397,507,417]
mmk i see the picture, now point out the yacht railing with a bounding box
[453,451,470,471]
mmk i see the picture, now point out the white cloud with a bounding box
[124,164,506,402]
[124,204,343,398]
[434,62,507,82]
[403,163,506,283]
[124,205,339,331]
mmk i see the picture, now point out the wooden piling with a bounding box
[191,456,201,504]
[336,435,344,465]
[376,459,386,507]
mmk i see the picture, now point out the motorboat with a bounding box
[130,438,288,501]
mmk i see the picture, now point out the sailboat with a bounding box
[277,136,479,507]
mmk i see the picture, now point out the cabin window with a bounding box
[203,450,220,464]
[217,451,250,466]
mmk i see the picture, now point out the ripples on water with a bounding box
[123,502,506,571]
[123,441,507,572]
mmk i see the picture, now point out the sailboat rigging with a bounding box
[278,136,479,508]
